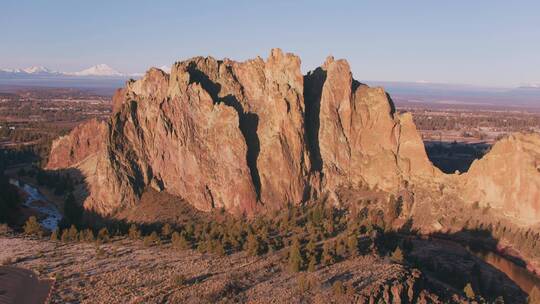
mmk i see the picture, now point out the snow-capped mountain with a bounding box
[518,83,540,89]
[23,66,59,74]
[0,64,135,78]
[0,68,23,73]
[68,64,124,77]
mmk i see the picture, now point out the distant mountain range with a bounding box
[1,64,538,108]
[0,64,141,78]
[363,81,540,109]
[0,64,147,91]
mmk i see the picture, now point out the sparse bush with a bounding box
[95,246,106,258]
[288,237,303,272]
[50,229,58,241]
[322,241,335,266]
[128,224,141,240]
[306,236,316,253]
[464,283,475,298]
[347,233,359,256]
[391,246,404,263]
[161,223,172,238]
[83,229,95,242]
[97,227,110,243]
[0,223,10,235]
[23,216,42,236]
[54,272,64,281]
[143,231,160,247]
[211,240,226,256]
[332,280,345,296]
[297,274,312,294]
[307,255,317,272]
[68,225,78,241]
[61,229,69,242]
[245,232,262,256]
[172,231,191,250]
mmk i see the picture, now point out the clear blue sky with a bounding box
[1,0,539,87]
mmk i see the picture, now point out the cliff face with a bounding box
[46,49,539,226]
[47,119,107,169]
[305,57,439,194]
[460,133,540,224]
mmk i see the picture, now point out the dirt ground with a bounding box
[0,235,445,304]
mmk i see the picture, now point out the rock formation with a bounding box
[47,119,107,169]
[304,56,439,195]
[459,133,540,224]
[46,49,540,227]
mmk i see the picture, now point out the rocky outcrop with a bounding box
[460,133,540,224]
[170,49,311,208]
[107,67,257,213]
[305,57,439,195]
[47,49,540,225]
[45,118,127,215]
[46,119,107,169]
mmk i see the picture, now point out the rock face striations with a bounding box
[46,49,540,226]
[304,56,439,195]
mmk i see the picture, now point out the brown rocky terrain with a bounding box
[46,49,540,229]
[0,235,490,304]
[46,49,440,217]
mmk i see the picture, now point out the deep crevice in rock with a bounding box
[304,67,327,174]
[385,92,396,115]
[187,62,262,200]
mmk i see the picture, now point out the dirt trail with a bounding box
[0,266,52,304]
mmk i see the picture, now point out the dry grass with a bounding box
[0,235,446,304]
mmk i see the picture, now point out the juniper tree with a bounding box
[322,241,335,266]
[23,216,41,236]
[68,225,78,241]
[306,236,317,258]
[61,229,70,242]
[464,283,475,299]
[391,246,404,263]
[84,229,95,242]
[128,224,141,240]
[144,231,159,247]
[288,237,304,272]
[50,229,58,241]
[332,280,345,296]
[172,231,191,250]
[347,233,359,256]
[307,254,317,272]
[97,227,110,243]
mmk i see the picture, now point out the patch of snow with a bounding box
[23,66,56,74]
[69,64,124,77]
